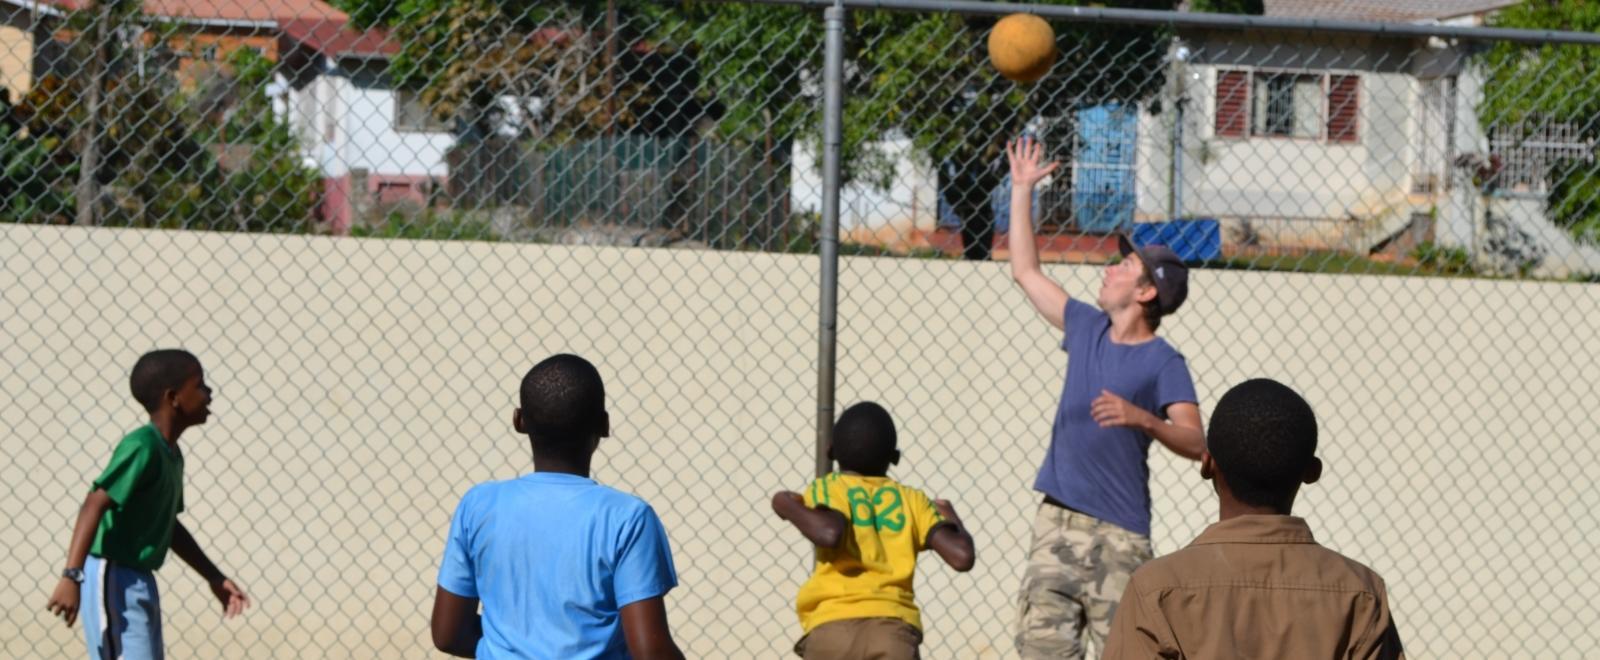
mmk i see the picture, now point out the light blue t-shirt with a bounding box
[437,472,678,659]
[1034,299,1197,537]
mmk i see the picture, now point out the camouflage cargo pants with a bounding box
[1014,500,1152,659]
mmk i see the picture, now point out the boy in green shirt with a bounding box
[46,349,249,659]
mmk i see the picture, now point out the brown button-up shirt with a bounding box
[1104,515,1404,659]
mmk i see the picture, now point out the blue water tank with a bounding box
[1131,219,1222,262]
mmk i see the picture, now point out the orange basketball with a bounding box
[988,13,1056,83]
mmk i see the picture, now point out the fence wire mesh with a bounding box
[2,0,1598,658]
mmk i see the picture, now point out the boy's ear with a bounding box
[1302,457,1323,486]
[1200,451,1216,481]
[597,411,610,439]
[890,449,901,466]
[513,408,526,434]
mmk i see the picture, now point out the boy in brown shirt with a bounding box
[1104,379,1404,659]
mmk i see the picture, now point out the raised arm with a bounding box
[926,500,975,572]
[1006,136,1070,332]
[771,491,847,548]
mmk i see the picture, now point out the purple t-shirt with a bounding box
[1034,299,1197,537]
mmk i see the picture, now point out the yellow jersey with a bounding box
[796,472,947,632]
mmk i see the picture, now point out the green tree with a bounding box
[647,3,820,248]
[340,0,694,142]
[183,47,323,232]
[339,0,739,241]
[15,9,208,228]
[1481,0,1600,242]
[67,0,142,225]
[0,92,76,224]
[13,33,318,231]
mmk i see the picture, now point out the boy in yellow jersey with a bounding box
[772,402,976,659]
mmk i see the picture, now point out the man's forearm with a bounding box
[171,523,226,583]
[438,613,482,657]
[1144,418,1204,460]
[773,494,845,547]
[634,640,687,660]
[1009,188,1041,277]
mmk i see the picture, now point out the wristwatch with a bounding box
[62,568,85,584]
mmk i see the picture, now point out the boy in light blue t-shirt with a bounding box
[431,354,683,659]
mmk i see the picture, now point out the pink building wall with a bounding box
[321,172,441,234]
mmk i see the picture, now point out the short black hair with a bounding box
[519,354,606,443]
[130,350,201,413]
[831,402,897,474]
[1137,269,1163,331]
[1207,378,1319,508]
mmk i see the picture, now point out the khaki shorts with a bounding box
[1014,500,1153,660]
[795,617,923,660]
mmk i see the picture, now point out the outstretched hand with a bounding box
[46,577,80,627]
[209,578,250,619]
[1006,135,1060,189]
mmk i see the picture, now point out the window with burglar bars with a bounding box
[1216,70,1360,143]
[1490,120,1595,196]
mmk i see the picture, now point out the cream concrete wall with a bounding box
[2,223,1597,659]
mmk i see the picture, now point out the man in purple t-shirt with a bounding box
[1003,136,1206,659]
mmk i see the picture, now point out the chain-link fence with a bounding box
[3,0,1599,657]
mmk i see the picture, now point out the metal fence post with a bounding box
[816,0,845,478]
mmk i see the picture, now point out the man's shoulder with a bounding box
[102,425,164,466]
[118,425,163,449]
[455,479,659,530]
[1124,545,1202,591]
[573,485,666,542]
[1065,298,1111,330]
[587,483,657,515]
[1303,543,1390,592]
[876,477,934,508]
[1129,539,1390,595]
[838,475,930,500]
[1147,335,1189,362]
[873,474,919,492]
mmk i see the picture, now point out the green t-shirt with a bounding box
[90,425,185,571]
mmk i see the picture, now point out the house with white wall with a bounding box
[1152,0,1598,275]
[794,0,1598,276]
[277,18,454,234]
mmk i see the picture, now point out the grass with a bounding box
[339,213,1589,283]
[351,211,500,242]
[1197,251,1475,278]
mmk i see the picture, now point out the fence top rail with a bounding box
[709,0,1600,47]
